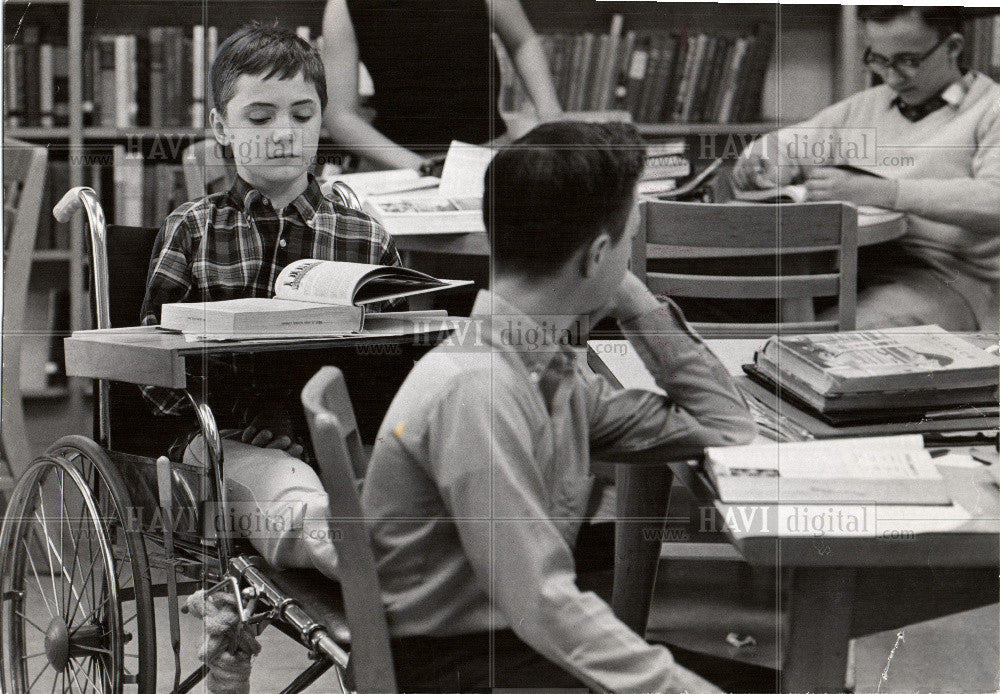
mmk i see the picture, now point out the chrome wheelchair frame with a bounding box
[0,182,366,693]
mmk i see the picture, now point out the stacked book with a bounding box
[638,140,689,196]
[497,16,775,125]
[744,326,999,428]
[704,434,951,505]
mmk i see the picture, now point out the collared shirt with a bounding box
[362,290,755,692]
[140,174,403,416]
[890,71,975,121]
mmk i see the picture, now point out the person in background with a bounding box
[733,5,999,331]
[320,0,563,171]
[361,121,755,691]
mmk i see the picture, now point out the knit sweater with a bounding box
[773,72,999,329]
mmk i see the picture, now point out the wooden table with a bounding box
[392,208,907,258]
[64,322,459,389]
[590,338,999,692]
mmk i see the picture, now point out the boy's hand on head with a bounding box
[240,407,305,460]
[609,272,661,323]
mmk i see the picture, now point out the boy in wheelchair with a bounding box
[139,23,404,577]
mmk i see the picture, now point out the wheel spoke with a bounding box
[58,469,67,615]
[72,643,112,656]
[66,660,86,692]
[14,608,48,634]
[35,480,63,617]
[27,660,52,693]
[21,651,48,660]
[34,511,88,622]
[71,659,102,693]
[21,536,56,618]
[122,610,138,627]
[65,548,101,628]
[61,472,84,617]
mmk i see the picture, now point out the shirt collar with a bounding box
[227,174,325,222]
[888,71,975,113]
[470,290,579,378]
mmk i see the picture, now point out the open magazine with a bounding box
[356,141,493,235]
[160,259,473,339]
[733,163,884,203]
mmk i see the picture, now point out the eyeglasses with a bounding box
[863,36,949,75]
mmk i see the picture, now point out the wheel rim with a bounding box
[1,457,123,693]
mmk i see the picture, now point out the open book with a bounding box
[160,259,473,339]
[360,141,492,236]
[704,434,951,505]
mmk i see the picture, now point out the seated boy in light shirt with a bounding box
[360,121,756,692]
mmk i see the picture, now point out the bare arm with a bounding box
[489,0,562,122]
[320,0,424,170]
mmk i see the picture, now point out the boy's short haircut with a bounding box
[211,22,327,114]
[857,6,964,40]
[484,121,645,278]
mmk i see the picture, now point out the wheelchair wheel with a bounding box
[0,436,156,693]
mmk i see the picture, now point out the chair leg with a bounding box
[1,337,33,489]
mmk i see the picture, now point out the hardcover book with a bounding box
[160,259,472,339]
[704,434,951,505]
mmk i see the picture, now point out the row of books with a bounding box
[497,16,775,124]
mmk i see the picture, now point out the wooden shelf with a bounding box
[636,122,778,137]
[6,127,71,139]
[23,386,70,400]
[33,249,74,262]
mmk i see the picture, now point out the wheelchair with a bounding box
[0,182,396,693]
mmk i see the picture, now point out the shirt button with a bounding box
[278,239,287,248]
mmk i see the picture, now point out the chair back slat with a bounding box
[643,200,846,249]
[302,367,396,694]
[635,200,859,335]
[647,272,840,300]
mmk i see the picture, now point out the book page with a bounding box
[733,183,808,203]
[274,259,381,305]
[438,140,494,198]
[321,169,440,197]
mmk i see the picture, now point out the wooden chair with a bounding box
[633,200,859,338]
[181,139,236,200]
[2,138,48,494]
[301,366,396,693]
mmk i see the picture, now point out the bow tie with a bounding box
[892,94,949,122]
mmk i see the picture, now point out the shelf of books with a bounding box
[6,1,997,401]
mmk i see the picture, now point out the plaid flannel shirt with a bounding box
[140,174,404,417]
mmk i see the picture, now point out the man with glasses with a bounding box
[733,6,999,331]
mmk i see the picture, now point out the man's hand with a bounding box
[805,167,898,208]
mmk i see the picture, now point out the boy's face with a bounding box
[863,12,962,105]
[211,72,321,194]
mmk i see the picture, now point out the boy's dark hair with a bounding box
[484,121,645,278]
[211,22,327,114]
[858,6,964,39]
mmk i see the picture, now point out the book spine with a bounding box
[597,14,624,110]
[22,26,41,126]
[645,34,677,124]
[609,30,635,111]
[4,45,22,128]
[191,25,205,128]
[635,33,663,123]
[148,28,164,128]
[52,45,69,126]
[39,42,55,127]
[623,33,650,119]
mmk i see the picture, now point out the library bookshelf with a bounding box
[4,1,999,408]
